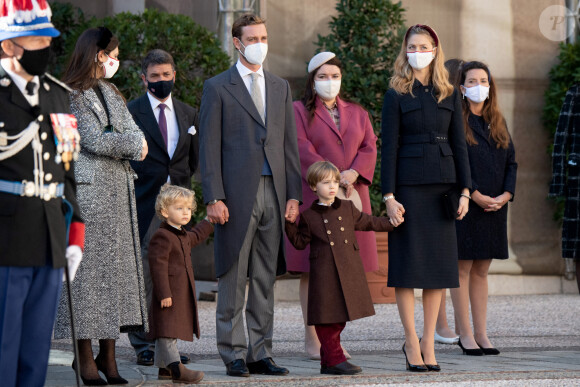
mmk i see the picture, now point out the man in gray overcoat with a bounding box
[199,13,302,377]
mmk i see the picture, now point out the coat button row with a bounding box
[324,219,328,223]
[338,216,342,220]
[344,240,348,243]
[340,227,344,231]
[330,241,334,246]
[337,140,342,145]
[327,230,331,234]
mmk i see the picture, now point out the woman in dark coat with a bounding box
[549,83,580,292]
[451,61,517,355]
[381,25,471,371]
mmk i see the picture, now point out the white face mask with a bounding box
[102,54,119,79]
[406,51,434,70]
[463,84,489,103]
[314,79,341,101]
[238,40,268,65]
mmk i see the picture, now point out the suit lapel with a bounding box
[81,83,109,130]
[314,97,341,139]
[0,64,33,114]
[172,99,190,160]
[138,94,167,154]
[264,71,283,141]
[223,66,266,128]
[470,115,491,145]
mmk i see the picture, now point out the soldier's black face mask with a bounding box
[11,40,51,76]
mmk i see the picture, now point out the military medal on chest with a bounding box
[49,113,80,171]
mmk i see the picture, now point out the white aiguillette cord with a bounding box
[0,117,40,161]
[0,116,48,198]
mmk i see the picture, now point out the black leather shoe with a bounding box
[226,359,250,377]
[247,357,289,375]
[476,342,500,355]
[136,350,154,366]
[402,343,428,372]
[458,339,484,356]
[180,354,190,364]
[320,360,362,375]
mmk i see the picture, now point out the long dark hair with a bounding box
[444,58,463,90]
[301,56,343,117]
[62,28,119,91]
[460,61,509,149]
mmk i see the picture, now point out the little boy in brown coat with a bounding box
[285,161,396,375]
[148,184,213,383]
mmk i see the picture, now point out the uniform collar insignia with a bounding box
[0,77,11,87]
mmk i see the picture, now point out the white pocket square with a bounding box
[187,126,197,135]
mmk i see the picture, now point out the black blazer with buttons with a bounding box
[0,64,82,267]
[381,81,471,194]
[128,93,199,241]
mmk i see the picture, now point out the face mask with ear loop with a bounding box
[463,84,489,103]
[10,40,51,76]
[95,51,120,79]
[236,38,268,65]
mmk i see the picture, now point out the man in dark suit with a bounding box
[199,14,302,377]
[127,49,199,366]
[0,1,84,385]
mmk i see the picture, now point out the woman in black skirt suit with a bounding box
[451,61,517,355]
[381,25,471,371]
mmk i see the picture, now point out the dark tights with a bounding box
[77,339,122,379]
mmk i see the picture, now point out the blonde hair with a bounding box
[154,183,196,220]
[306,161,341,189]
[389,25,454,103]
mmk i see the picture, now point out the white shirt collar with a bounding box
[236,59,264,79]
[1,59,39,97]
[147,91,174,112]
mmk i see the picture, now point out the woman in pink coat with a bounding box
[285,52,378,359]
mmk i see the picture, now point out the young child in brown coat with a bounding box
[148,184,213,383]
[285,161,397,375]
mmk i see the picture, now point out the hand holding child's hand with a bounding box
[285,200,299,223]
[161,297,172,308]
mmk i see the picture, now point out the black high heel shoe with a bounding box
[458,339,484,356]
[71,359,107,386]
[402,343,428,372]
[95,354,129,385]
[476,341,500,355]
[418,338,441,371]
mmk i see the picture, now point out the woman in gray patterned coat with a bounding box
[54,27,149,385]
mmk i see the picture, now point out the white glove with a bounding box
[63,245,82,282]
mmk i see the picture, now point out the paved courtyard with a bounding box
[47,293,580,386]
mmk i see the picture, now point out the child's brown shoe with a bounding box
[168,362,204,384]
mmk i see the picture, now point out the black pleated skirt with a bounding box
[387,184,459,289]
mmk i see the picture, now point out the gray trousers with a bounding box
[128,216,161,355]
[216,176,281,364]
[154,338,180,368]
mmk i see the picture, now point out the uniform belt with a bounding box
[0,179,64,200]
[400,133,448,145]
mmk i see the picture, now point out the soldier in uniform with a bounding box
[0,1,84,386]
